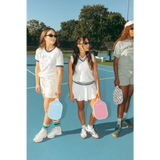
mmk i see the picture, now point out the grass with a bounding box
[97,59,113,67]
[27,46,113,67]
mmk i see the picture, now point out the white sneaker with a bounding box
[47,126,62,139]
[80,128,87,139]
[85,126,99,139]
[33,128,47,143]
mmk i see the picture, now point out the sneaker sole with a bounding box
[47,132,62,139]
[33,136,46,143]
[122,122,133,128]
[81,135,87,139]
[112,130,121,138]
[85,130,99,139]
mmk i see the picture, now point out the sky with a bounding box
[27,0,133,31]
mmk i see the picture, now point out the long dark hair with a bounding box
[39,27,62,50]
[72,36,93,74]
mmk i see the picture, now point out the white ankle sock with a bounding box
[88,125,93,129]
[82,125,86,129]
[42,124,49,131]
[117,118,122,127]
[122,112,127,120]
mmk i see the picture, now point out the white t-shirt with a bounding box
[35,47,64,78]
[71,54,95,84]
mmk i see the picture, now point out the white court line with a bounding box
[24,77,115,89]
[98,68,113,72]
[27,87,35,89]
[99,77,114,80]
[27,69,35,75]
[24,68,115,89]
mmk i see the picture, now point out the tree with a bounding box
[27,19,48,45]
[57,19,79,41]
[106,12,126,42]
[24,25,31,44]
[76,4,126,43]
[76,4,110,43]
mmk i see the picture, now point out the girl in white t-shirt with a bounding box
[68,36,101,139]
[33,28,64,143]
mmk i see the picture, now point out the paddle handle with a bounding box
[115,85,119,89]
[97,95,100,99]
[56,95,60,99]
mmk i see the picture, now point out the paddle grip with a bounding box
[56,95,59,99]
[97,95,100,99]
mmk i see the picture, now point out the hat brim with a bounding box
[125,21,134,27]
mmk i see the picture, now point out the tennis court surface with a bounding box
[27,55,133,160]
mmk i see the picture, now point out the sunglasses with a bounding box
[84,42,90,45]
[130,27,134,30]
[45,34,58,38]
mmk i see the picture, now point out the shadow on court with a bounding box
[96,117,134,138]
[40,117,133,143]
[51,117,136,139]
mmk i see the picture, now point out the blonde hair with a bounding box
[39,27,61,50]
[113,26,131,50]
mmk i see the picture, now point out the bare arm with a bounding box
[113,57,119,86]
[68,58,74,102]
[55,67,63,97]
[35,61,41,93]
[93,56,101,98]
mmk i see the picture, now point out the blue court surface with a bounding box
[27,56,133,160]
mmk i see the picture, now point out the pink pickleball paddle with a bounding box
[93,96,108,120]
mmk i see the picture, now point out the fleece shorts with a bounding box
[119,71,133,86]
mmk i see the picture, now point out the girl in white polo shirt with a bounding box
[68,36,101,139]
[33,28,64,143]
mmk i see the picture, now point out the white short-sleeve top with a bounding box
[35,47,64,78]
[71,54,95,84]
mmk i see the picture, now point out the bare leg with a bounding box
[117,86,128,118]
[76,100,85,125]
[124,84,134,113]
[43,94,55,125]
[88,97,97,126]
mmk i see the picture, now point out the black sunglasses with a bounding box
[130,27,134,30]
[45,34,58,38]
[84,42,90,45]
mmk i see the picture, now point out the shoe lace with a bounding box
[115,125,120,131]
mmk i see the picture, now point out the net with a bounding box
[26,50,111,66]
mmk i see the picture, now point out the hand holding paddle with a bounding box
[113,85,123,104]
[93,96,108,120]
[48,95,63,120]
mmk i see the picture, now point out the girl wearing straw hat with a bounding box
[112,21,134,137]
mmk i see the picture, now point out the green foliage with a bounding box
[27,4,126,48]
[57,19,79,41]
[27,19,49,45]
[57,4,126,44]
